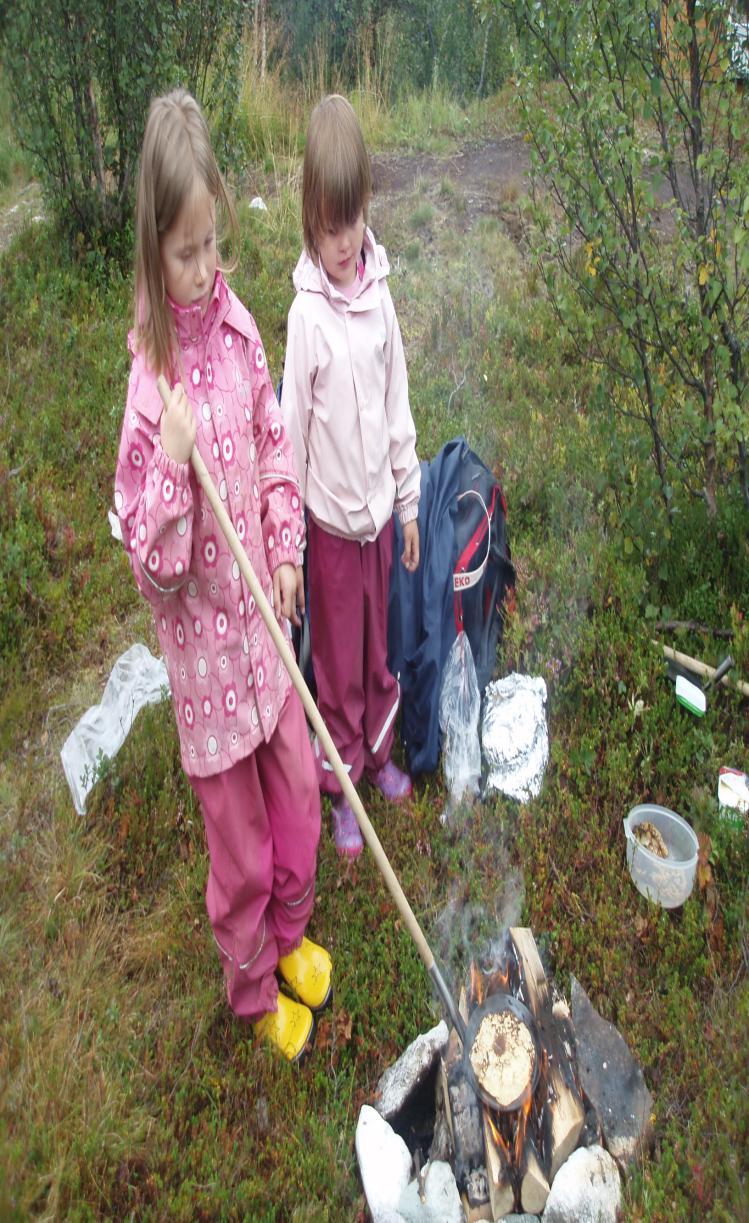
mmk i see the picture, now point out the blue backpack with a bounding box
[388,437,515,776]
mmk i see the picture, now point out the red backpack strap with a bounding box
[453,486,498,631]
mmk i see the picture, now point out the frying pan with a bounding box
[463,991,541,1111]
[155,376,541,1109]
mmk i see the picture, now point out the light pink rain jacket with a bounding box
[281,227,420,544]
[115,272,303,778]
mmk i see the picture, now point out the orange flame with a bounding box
[470,957,513,1012]
[469,961,484,1008]
[485,1107,512,1162]
[485,958,512,996]
[513,1091,533,1165]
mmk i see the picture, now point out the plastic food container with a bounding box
[623,804,699,908]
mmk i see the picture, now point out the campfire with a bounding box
[358,924,652,1220]
[442,927,584,1218]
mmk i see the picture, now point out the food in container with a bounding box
[623,804,699,909]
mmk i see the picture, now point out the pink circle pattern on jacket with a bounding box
[115,272,304,778]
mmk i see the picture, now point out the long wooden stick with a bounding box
[155,377,464,1019]
[654,640,749,698]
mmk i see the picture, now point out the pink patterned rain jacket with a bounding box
[115,272,303,778]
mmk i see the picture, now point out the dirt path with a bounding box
[370,135,532,241]
[372,132,682,237]
[373,135,530,205]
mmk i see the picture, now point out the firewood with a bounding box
[443,986,469,1072]
[520,1136,550,1214]
[544,1067,585,1180]
[509,927,584,1182]
[438,1057,454,1146]
[482,1106,515,1219]
[510,926,551,1011]
[461,1196,493,1222]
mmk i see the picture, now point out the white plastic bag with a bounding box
[60,643,170,814]
[438,631,481,813]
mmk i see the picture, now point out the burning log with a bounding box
[461,929,586,1217]
[509,927,585,1182]
[482,1108,515,1219]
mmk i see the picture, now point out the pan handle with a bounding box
[156,376,439,976]
[429,962,467,1042]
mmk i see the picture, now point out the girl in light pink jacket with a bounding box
[281,95,421,858]
[115,90,331,1063]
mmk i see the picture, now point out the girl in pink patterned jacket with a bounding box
[282,95,421,859]
[114,90,330,1063]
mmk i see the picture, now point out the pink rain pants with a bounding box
[307,517,399,796]
[188,690,320,1023]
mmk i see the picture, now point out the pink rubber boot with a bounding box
[331,796,363,858]
[370,759,412,803]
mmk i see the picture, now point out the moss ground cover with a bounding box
[1,95,747,1220]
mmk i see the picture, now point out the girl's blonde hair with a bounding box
[302,94,372,260]
[134,89,238,375]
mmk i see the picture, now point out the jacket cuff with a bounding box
[269,543,299,573]
[154,440,191,487]
[397,500,420,526]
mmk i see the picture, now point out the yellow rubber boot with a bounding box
[253,992,314,1063]
[277,937,333,1011]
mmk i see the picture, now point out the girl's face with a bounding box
[317,209,365,288]
[160,185,217,315]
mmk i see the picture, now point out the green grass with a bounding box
[1,89,748,1221]
[408,202,435,229]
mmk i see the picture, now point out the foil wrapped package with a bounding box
[482,673,549,802]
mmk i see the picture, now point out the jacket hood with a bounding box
[292,226,390,299]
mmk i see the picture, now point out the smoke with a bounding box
[430,828,525,1007]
